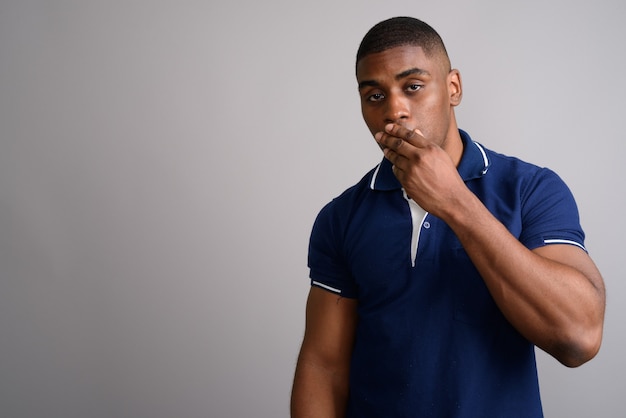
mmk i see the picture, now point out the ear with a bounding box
[448,69,462,106]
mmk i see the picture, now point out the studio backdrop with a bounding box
[1,1,624,417]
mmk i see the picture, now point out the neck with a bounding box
[444,114,464,167]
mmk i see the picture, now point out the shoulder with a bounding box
[481,146,569,194]
[478,145,584,248]
[483,146,542,175]
[316,164,380,219]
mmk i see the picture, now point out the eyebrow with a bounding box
[358,67,430,90]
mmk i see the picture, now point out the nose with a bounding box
[384,93,410,124]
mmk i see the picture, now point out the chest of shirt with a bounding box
[342,187,520,324]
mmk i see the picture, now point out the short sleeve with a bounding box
[518,168,586,251]
[307,200,359,298]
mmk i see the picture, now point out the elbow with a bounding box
[549,294,606,368]
[552,322,604,368]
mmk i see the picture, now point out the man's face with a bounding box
[356,45,461,152]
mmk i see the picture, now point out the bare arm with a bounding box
[377,123,605,367]
[445,191,605,366]
[291,286,358,417]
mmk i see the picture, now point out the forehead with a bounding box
[356,45,441,82]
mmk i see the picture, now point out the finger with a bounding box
[383,146,397,163]
[384,124,426,147]
[391,163,405,182]
[383,147,408,171]
[375,130,407,152]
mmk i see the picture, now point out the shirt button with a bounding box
[423,221,431,229]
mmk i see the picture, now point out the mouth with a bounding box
[395,122,419,131]
[372,123,420,137]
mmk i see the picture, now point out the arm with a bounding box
[291,286,358,417]
[376,124,605,367]
[445,191,605,366]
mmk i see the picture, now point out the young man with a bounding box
[291,17,605,417]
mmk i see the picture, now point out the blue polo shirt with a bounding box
[308,130,585,417]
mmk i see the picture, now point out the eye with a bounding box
[367,92,385,102]
[407,83,423,92]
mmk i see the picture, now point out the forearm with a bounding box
[291,356,350,418]
[442,190,605,366]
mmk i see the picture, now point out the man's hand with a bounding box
[374,123,468,218]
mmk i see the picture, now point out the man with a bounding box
[291,17,605,417]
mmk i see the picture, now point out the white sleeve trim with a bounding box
[311,281,342,294]
[543,239,586,252]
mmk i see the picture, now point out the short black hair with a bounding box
[356,17,450,70]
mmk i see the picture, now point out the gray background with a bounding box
[1,1,624,417]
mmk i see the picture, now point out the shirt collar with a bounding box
[369,129,490,191]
